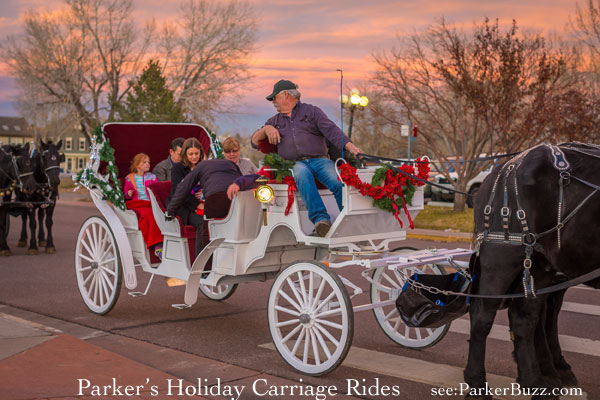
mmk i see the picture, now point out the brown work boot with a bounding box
[314,220,332,237]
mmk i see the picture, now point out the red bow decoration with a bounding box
[337,159,429,228]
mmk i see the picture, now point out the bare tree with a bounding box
[159,0,258,126]
[1,0,152,143]
[373,19,576,211]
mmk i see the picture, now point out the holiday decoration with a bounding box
[262,153,295,182]
[338,159,429,228]
[206,127,224,159]
[74,126,126,210]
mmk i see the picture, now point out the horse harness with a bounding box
[475,143,600,298]
[0,147,33,199]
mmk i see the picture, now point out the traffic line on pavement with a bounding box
[259,343,587,400]
[562,302,600,317]
[450,319,600,357]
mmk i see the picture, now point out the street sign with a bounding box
[401,125,409,137]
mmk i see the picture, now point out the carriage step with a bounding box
[128,292,146,297]
[171,303,192,309]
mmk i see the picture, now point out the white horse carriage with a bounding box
[75,123,473,375]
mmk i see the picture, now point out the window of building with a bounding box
[14,126,21,131]
[65,137,72,151]
[78,138,86,151]
[77,158,85,169]
[67,158,72,172]
[2,125,8,131]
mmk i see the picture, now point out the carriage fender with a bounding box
[89,189,137,290]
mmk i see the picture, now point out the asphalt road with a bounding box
[0,199,598,400]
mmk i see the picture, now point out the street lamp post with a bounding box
[340,89,368,139]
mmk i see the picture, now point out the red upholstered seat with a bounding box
[147,180,196,260]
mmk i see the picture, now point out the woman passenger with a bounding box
[166,137,205,257]
[222,137,259,175]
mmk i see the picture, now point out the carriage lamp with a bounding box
[255,184,274,204]
[255,184,275,226]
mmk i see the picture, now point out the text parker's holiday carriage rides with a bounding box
[74,123,474,376]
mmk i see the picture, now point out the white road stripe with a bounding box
[259,343,587,400]
[450,319,600,357]
[562,302,600,317]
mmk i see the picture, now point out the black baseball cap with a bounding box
[266,80,297,101]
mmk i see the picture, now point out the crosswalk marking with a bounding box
[562,302,600,317]
[449,319,600,357]
[259,343,588,400]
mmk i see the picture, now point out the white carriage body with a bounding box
[75,123,475,376]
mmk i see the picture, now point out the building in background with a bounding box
[0,116,89,174]
[0,117,33,146]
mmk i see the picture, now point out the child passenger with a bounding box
[123,153,163,259]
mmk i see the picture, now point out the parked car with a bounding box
[429,162,494,208]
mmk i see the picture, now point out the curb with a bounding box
[406,233,473,243]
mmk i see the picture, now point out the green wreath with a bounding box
[74,126,126,210]
[371,164,416,213]
[263,153,295,181]
[205,127,224,159]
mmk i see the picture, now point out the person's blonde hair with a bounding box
[130,153,149,173]
[222,137,241,153]
[180,137,205,168]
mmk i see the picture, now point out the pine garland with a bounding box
[205,127,224,159]
[263,153,295,181]
[74,125,126,210]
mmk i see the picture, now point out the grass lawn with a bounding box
[413,205,474,233]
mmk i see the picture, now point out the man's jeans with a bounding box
[292,158,343,224]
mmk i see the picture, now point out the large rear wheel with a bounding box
[268,261,353,376]
[371,247,449,349]
[75,216,121,315]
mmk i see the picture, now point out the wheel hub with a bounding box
[299,313,312,325]
[90,262,99,270]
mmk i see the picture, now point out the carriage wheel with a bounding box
[199,282,237,301]
[75,216,121,315]
[370,247,449,349]
[268,261,353,376]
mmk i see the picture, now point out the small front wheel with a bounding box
[268,261,353,376]
[199,282,237,301]
[75,216,121,315]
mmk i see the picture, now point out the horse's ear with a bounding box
[56,139,63,150]
[40,138,47,147]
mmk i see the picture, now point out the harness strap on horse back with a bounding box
[476,144,600,298]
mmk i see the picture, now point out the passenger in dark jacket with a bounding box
[166,138,205,257]
[166,159,260,255]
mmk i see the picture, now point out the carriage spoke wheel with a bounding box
[199,282,237,301]
[75,216,121,315]
[371,247,449,349]
[268,261,353,376]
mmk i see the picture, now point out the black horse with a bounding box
[0,143,38,256]
[465,142,599,399]
[14,140,63,254]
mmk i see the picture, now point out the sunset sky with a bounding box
[0,0,579,135]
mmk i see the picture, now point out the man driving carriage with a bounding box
[251,80,362,237]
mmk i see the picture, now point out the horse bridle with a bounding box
[0,147,33,192]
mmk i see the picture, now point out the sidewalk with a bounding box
[0,307,360,400]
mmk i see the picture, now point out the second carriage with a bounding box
[74,122,473,375]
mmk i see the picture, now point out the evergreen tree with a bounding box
[115,59,187,122]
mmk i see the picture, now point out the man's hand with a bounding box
[164,211,174,221]
[344,142,363,156]
[227,183,241,200]
[194,190,203,200]
[263,125,281,145]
